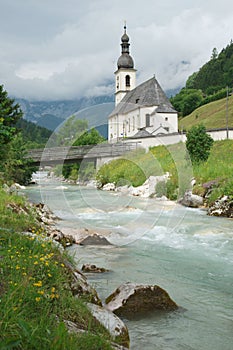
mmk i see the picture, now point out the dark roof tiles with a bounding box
[109,77,177,117]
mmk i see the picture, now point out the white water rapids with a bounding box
[24,179,233,350]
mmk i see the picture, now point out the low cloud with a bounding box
[1,0,233,100]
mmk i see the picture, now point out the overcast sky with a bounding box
[1,0,233,101]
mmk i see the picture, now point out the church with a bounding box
[108,25,178,142]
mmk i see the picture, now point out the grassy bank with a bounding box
[178,94,233,131]
[0,189,114,349]
[97,140,233,204]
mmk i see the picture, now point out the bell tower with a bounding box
[115,24,136,106]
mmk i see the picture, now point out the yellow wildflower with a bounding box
[35,297,41,302]
[33,281,42,287]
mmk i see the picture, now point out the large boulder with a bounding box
[179,190,203,208]
[128,174,170,198]
[86,303,130,348]
[79,234,112,246]
[105,282,178,319]
[208,195,233,218]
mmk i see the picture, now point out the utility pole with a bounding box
[226,86,229,139]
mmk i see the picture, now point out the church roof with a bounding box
[109,76,177,117]
[129,128,152,138]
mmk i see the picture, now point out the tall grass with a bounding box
[97,140,233,203]
[0,189,113,349]
[192,140,233,203]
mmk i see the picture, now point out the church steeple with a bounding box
[115,24,136,105]
[117,24,134,69]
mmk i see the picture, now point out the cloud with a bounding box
[1,0,233,100]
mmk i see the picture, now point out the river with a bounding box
[24,177,233,350]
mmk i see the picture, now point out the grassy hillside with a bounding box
[178,94,233,131]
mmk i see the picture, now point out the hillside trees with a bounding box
[171,40,233,117]
[17,118,52,148]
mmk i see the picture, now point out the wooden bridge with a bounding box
[26,142,140,168]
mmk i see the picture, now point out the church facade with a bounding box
[108,26,178,142]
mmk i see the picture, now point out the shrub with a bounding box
[186,125,214,164]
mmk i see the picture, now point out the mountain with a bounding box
[16,95,114,132]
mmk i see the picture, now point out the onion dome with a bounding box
[117,25,134,69]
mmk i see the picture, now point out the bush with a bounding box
[186,125,214,164]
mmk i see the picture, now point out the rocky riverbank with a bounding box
[97,176,233,219]
[3,183,182,349]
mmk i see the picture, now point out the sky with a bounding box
[1,0,233,101]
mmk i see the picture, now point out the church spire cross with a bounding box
[124,20,127,33]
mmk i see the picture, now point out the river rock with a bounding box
[208,195,233,218]
[81,264,109,273]
[105,282,178,319]
[102,183,116,191]
[122,174,170,198]
[179,190,203,208]
[79,234,112,246]
[63,261,102,306]
[86,303,130,348]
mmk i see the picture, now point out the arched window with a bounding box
[125,75,130,87]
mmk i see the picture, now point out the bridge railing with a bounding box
[26,142,140,165]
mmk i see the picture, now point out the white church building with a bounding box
[108,25,178,143]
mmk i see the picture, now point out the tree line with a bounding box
[0,84,105,185]
[170,40,233,117]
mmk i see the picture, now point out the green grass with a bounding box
[97,143,193,200]
[179,94,233,130]
[192,140,233,203]
[0,189,114,350]
[97,140,233,204]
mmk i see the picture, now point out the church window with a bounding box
[133,116,135,130]
[136,98,140,103]
[125,75,130,87]
[146,114,150,127]
[137,114,140,128]
[165,117,168,121]
[128,118,130,132]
